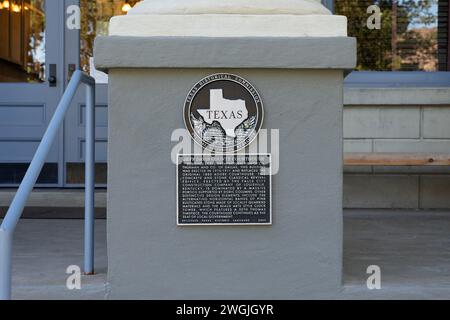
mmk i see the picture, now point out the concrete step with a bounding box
[0,189,107,219]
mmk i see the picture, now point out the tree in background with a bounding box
[335,0,438,71]
[397,0,437,71]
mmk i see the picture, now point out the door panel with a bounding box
[64,0,139,186]
[0,0,64,186]
[63,87,108,186]
[0,0,135,187]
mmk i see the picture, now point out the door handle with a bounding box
[49,64,57,87]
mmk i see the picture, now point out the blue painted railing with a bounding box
[0,71,96,300]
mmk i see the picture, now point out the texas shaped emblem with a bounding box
[197,89,249,138]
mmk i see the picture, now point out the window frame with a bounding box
[322,0,450,88]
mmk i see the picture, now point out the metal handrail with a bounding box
[0,71,96,300]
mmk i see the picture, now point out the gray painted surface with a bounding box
[344,87,450,105]
[105,67,346,299]
[94,36,357,70]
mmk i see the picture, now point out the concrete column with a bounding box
[95,0,355,299]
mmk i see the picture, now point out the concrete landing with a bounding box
[0,189,107,219]
[0,189,107,208]
[9,219,107,300]
[3,210,450,299]
[343,209,450,299]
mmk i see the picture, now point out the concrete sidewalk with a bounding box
[9,219,107,300]
[3,209,450,299]
[343,209,450,299]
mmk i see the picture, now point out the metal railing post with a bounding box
[0,229,13,300]
[84,84,95,275]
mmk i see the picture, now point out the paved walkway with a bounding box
[343,209,450,299]
[3,209,450,299]
[10,219,107,300]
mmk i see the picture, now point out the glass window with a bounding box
[0,0,46,83]
[335,0,447,72]
[80,0,141,77]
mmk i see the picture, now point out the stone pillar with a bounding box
[95,0,356,299]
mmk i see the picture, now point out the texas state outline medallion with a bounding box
[184,73,264,153]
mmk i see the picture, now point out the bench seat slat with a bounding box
[344,153,450,166]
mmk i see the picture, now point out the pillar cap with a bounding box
[109,0,346,37]
[128,0,331,15]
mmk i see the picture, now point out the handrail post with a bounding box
[0,229,13,300]
[84,84,95,275]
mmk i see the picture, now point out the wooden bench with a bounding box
[344,153,450,166]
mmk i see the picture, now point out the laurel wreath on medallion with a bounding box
[191,114,257,150]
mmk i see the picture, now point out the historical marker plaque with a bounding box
[177,154,272,226]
